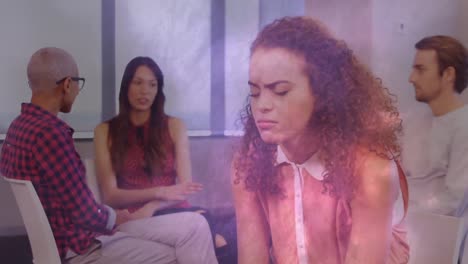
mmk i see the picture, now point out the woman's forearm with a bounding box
[102,186,167,208]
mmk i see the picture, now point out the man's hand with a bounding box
[115,209,135,226]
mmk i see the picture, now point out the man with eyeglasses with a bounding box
[0,47,217,264]
[56,76,85,91]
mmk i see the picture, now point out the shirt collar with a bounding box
[21,103,74,135]
[275,144,326,181]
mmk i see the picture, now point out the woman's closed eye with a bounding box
[271,83,291,96]
[274,90,289,96]
[249,89,288,97]
[249,92,260,98]
[249,86,260,98]
[272,86,290,96]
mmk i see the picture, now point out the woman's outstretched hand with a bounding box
[158,182,203,201]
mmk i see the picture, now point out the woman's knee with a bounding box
[182,212,211,235]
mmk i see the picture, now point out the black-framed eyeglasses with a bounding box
[56,77,86,91]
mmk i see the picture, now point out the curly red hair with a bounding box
[234,16,402,200]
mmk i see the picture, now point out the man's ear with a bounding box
[442,66,456,87]
[62,77,72,94]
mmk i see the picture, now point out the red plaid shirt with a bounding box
[0,103,113,259]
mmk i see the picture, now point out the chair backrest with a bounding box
[83,158,102,203]
[2,176,61,264]
[406,209,464,264]
[457,194,468,264]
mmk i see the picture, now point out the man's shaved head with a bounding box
[27,47,78,91]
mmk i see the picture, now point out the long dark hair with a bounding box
[108,56,168,176]
[235,17,402,200]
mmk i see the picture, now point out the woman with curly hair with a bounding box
[232,16,410,264]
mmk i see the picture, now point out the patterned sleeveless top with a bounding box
[117,118,189,212]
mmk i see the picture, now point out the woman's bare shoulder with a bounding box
[353,148,398,206]
[94,122,110,135]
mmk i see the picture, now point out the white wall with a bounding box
[458,0,468,103]
[458,0,468,46]
[306,0,373,66]
[115,0,211,130]
[0,0,102,135]
[224,0,260,132]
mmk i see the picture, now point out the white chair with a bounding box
[462,236,468,264]
[2,176,61,264]
[460,214,468,264]
[456,189,468,264]
[83,158,101,203]
[406,209,464,264]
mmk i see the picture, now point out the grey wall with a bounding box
[260,0,305,27]
[306,0,373,66]
[0,0,103,134]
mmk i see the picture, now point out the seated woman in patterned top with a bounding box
[232,16,410,264]
[94,56,230,260]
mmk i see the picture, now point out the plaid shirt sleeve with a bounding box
[33,127,113,233]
